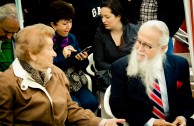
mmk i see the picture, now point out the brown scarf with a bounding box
[19,60,49,86]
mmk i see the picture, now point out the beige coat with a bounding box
[0,58,101,126]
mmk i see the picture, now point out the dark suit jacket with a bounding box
[109,54,194,126]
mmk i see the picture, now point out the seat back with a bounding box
[104,85,115,118]
[86,53,97,76]
[104,85,129,126]
[84,73,92,92]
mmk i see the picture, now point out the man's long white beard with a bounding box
[127,48,165,94]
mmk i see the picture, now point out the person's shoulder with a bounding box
[167,54,187,62]
[125,23,139,33]
[2,67,14,77]
[96,27,109,34]
[68,33,76,39]
[166,54,189,66]
[0,67,18,87]
[51,65,65,75]
[111,55,129,68]
[94,27,108,40]
[68,33,79,43]
[51,65,70,85]
[110,55,129,75]
[127,23,139,29]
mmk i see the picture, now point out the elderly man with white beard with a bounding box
[109,20,194,126]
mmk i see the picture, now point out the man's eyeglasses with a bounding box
[0,27,19,40]
[135,38,159,50]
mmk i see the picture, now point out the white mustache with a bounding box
[137,51,145,56]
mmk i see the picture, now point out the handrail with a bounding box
[174,28,189,46]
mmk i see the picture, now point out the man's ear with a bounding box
[162,45,168,53]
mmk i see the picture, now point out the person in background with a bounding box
[22,0,54,26]
[93,0,138,71]
[119,0,185,54]
[0,3,19,73]
[64,0,107,50]
[109,20,194,126]
[48,0,98,112]
[63,0,107,94]
[0,23,125,126]
[60,0,107,95]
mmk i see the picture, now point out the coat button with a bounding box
[21,81,28,90]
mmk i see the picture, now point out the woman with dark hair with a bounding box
[93,0,138,70]
[48,0,98,112]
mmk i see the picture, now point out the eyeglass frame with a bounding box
[0,27,19,41]
[1,27,18,35]
[134,37,160,50]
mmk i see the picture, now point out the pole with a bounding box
[15,0,24,29]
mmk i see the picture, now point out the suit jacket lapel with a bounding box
[163,55,178,110]
[129,76,150,99]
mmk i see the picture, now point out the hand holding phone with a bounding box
[80,46,92,53]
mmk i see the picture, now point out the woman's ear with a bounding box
[28,50,37,62]
[50,22,56,30]
[117,15,121,21]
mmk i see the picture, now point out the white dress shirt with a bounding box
[145,65,170,126]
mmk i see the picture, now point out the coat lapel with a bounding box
[128,76,150,98]
[163,56,178,109]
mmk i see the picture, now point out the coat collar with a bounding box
[12,58,53,106]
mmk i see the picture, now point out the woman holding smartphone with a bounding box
[48,0,98,112]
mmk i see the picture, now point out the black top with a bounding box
[93,23,138,70]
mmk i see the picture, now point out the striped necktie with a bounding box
[150,79,165,119]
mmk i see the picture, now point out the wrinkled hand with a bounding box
[75,51,88,61]
[62,45,77,58]
[105,119,125,126]
[172,116,186,126]
[153,119,176,126]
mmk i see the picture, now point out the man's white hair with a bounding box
[139,20,170,52]
[0,3,18,21]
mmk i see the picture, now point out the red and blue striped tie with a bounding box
[150,79,165,119]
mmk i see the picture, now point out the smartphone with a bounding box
[80,46,92,53]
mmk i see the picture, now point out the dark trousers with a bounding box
[70,86,98,112]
